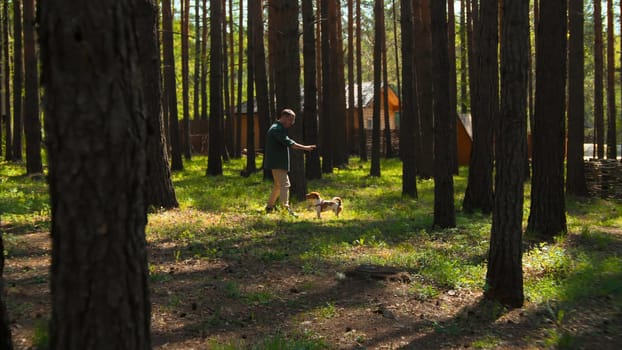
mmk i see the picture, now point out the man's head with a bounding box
[279,108,296,128]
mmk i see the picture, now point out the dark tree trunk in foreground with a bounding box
[138,0,178,210]
[566,0,588,196]
[207,0,224,176]
[302,0,321,179]
[527,0,567,241]
[23,0,43,174]
[401,0,418,198]
[431,0,455,229]
[463,0,497,214]
[39,0,152,348]
[485,0,528,308]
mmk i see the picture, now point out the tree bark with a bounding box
[486,0,528,308]
[356,0,367,161]
[11,0,22,162]
[181,0,191,160]
[270,0,306,200]
[527,0,568,240]
[414,0,434,179]
[566,0,588,196]
[593,0,604,158]
[138,0,179,210]
[401,0,418,198]
[431,0,455,229]
[162,0,184,170]
[605,0,617,160]
[2,0,12,161]
[463,0,497,214]
[39,0,152,347]
[302,0,321,180]
[207,0,224,176]
[370,0,383,177]
[23,0,42,174]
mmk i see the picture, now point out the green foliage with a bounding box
[32,318,49,350]
[3,155,622,348]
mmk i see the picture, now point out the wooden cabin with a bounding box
[457,113,473,166]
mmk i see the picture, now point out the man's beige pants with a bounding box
[267,168,290,208]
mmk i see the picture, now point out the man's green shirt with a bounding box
[265,121,295,171]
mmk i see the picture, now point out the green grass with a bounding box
[2,156,622,348]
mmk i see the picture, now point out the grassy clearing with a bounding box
[1,156,621,348]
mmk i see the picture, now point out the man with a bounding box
[265,108,316,216]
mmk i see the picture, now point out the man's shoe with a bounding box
[286,207,298,218]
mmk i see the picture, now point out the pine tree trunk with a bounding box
[528,0,568,240]
[431,0,455,229]
[370,0,383,177]
[486,0,528,308]
[414,0,434,178]
[39,0,152,347]
[207,0,224,176]
[23,0,42,174]
[605,0,617,160]
[2,0,12,161]
[162,0,184,170]
[566,0,588,196]
[302,0,322,180]
[401,0,418,198]
[138,0,179,210]
[594,0,605,159]
[463,0,497,214]
[11,0,22,161]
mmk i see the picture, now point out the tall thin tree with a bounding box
[139,0,179,209]
[401,0,418,198]
[271,0,306,200]
[23,0,42,174]
[486,0,528,308]
[302,0,322,179]
[414,0,434,178]
[527,0,568,240]
[181,0,192,159]
[463,0,498,214]
[593,0,604,158]
[431,0,455,229]
[11,0,22,161]
[370,0,383,177]
[2,0,12,161]
[207,0,224,176]
[566,0,588,196]
[605,0,616,160]
[162,0,184,170]
[356,0,367,161]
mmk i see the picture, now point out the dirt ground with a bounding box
[4,228,621,349]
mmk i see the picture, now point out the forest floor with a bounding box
[4,214,622,350]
